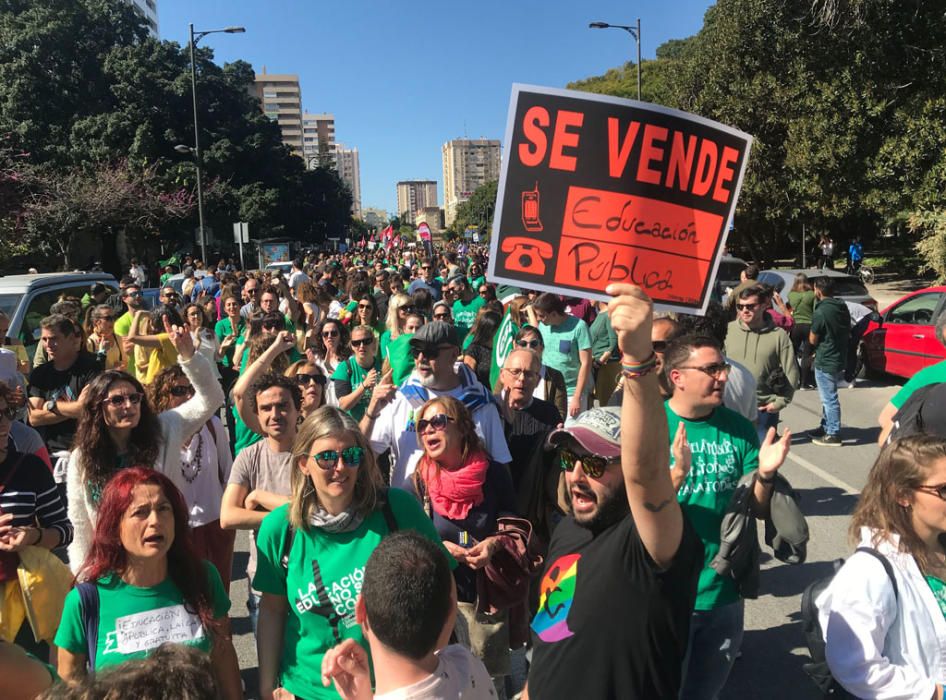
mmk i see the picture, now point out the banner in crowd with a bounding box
[417,222,432,241]
[487,84,753,314]
[489,307,519,389]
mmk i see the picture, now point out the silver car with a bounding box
[756,268,877,310]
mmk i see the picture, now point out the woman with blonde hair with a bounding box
[252,406,446,700]
[818,434,946,698]
[379,292,413,358]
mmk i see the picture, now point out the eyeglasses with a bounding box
[915,484,946,501]
[559,448,619,479]
[296,373,327,386]
[677,362,732,379]
[652,340,668,353]
[433,312,450,320]
[735,303,759,312]
[102,392,144,407]
[410,343,451,359]
[417,413,453,433]
[400,306,418,314]
[351,337,374,348]
[126,292,142,299]
[0,406,16,421]
[322,329,339,338]
[503,367,539,381]
[169,385,194,398]
[262,321,284,330]
[358,303,373,310]
[516,339,541,349]
[310,446,365,470]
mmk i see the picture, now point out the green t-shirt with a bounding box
[331,356,382,421]
[379,330,393,359]
[160,272,173,286]
[452,296,485,338]
[214,317,246,368]
[54,562,229,671]
[588,309,618,359]
[787,290,816,325]
[810,297,850,373]
[892,359,946,409]
[252,494,451,699]
[665,402,759,611]
[113,311,136,374]
[927,574,946,619]
[471,275,486,291]
[386,333,416,386]
[539,316,592,394]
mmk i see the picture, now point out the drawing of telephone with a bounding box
[502,237,554,276]
[522,182,544,232]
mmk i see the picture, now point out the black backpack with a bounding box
[800,547,899,697]
[888,382,946,442]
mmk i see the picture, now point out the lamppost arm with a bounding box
[589,18,642,101]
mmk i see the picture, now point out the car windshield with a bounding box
[0,293,20,319]
[813,277,868,297]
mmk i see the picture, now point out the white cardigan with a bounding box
[817,528,946,699]
[66,351,225,573]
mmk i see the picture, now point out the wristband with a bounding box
[621,352,658,379]
[757,472,776,484]
[30,528,43,546]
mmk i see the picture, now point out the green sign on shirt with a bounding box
[331,356,381,421]
[452,296,485,337]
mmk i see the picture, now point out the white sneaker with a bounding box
[837,379,853,389]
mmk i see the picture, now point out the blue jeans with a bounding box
[680,600,745,700]
[247,584,261,636]
[756,409,779,443]
[815,368,842,436]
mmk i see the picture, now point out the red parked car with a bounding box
[860,286,946,379]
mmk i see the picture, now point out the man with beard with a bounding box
[523,283,704,700]
[361,321,511,488]
[663,333,791,699]
[220,373,300,634]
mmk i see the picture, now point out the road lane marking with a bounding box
[785,451,859,495]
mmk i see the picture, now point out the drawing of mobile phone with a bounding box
[522,182,544,232]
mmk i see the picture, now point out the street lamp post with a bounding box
[589,19,642,101]
[186,23,245,264]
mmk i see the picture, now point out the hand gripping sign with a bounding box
[487,85,753,314]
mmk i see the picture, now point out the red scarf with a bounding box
[421,450,489,521]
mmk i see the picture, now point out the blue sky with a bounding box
[158,0,715,215]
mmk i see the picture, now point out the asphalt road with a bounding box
[225,375,903,700]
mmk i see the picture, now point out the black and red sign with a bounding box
[487,84,753,313]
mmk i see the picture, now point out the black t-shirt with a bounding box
[27,351,101,453]
[528,513,703,699]
[505,398,561,494]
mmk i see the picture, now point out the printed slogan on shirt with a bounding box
[487,84,753,314]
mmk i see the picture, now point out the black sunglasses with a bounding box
[296,373,327,386]
[351,337,374,348]
[170,385,194,397]
[262,321,285,330]
[516,339,541,349]
[322,329,339,338]
[559,448,619,479]
[102,392,144,407]
[417,413,453,433]
[410,343,451,359]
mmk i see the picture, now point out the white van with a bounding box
[0,272,118,358]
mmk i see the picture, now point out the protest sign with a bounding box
[487,84,753,314]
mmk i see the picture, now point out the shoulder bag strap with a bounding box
[378,488,398,534]
[855,546,900,600]
[76,582,100,672]
[204,419,225,487]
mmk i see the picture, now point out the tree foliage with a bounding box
[447,180,499,241]
[0,0,352,271]
[567,0,946,269]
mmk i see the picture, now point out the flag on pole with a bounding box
[417,222,432,241]
[489,307,520,389]
[380,224,394,242]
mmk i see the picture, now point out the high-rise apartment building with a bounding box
[303,113,336,170]
[363,208,389,231]
[442,139,502,225]
[396,181,438,223]
[253,70,303,156]
[335,144,362,219]
[128,0,159,36]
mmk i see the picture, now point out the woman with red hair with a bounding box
[54,467,241,698]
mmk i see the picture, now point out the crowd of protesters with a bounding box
[0,244,945,700]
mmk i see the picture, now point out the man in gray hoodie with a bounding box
[725,285,799,441]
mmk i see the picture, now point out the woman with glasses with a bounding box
[84,304,124,370]
[406,395,516,693]
[817,434,946,699]
[307,318,349,408]
[353,294,383,336]
[148,365,235,592]
[254,406,445,700]
[513,326,568,419]
[285,359,326,419]
[65,319,225,572]
[55,468,241,698]
[432,301,453,324]
[333,325,383,422]
[0,383,72,658]
[463,310,502,389]
[382,311,425,387]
